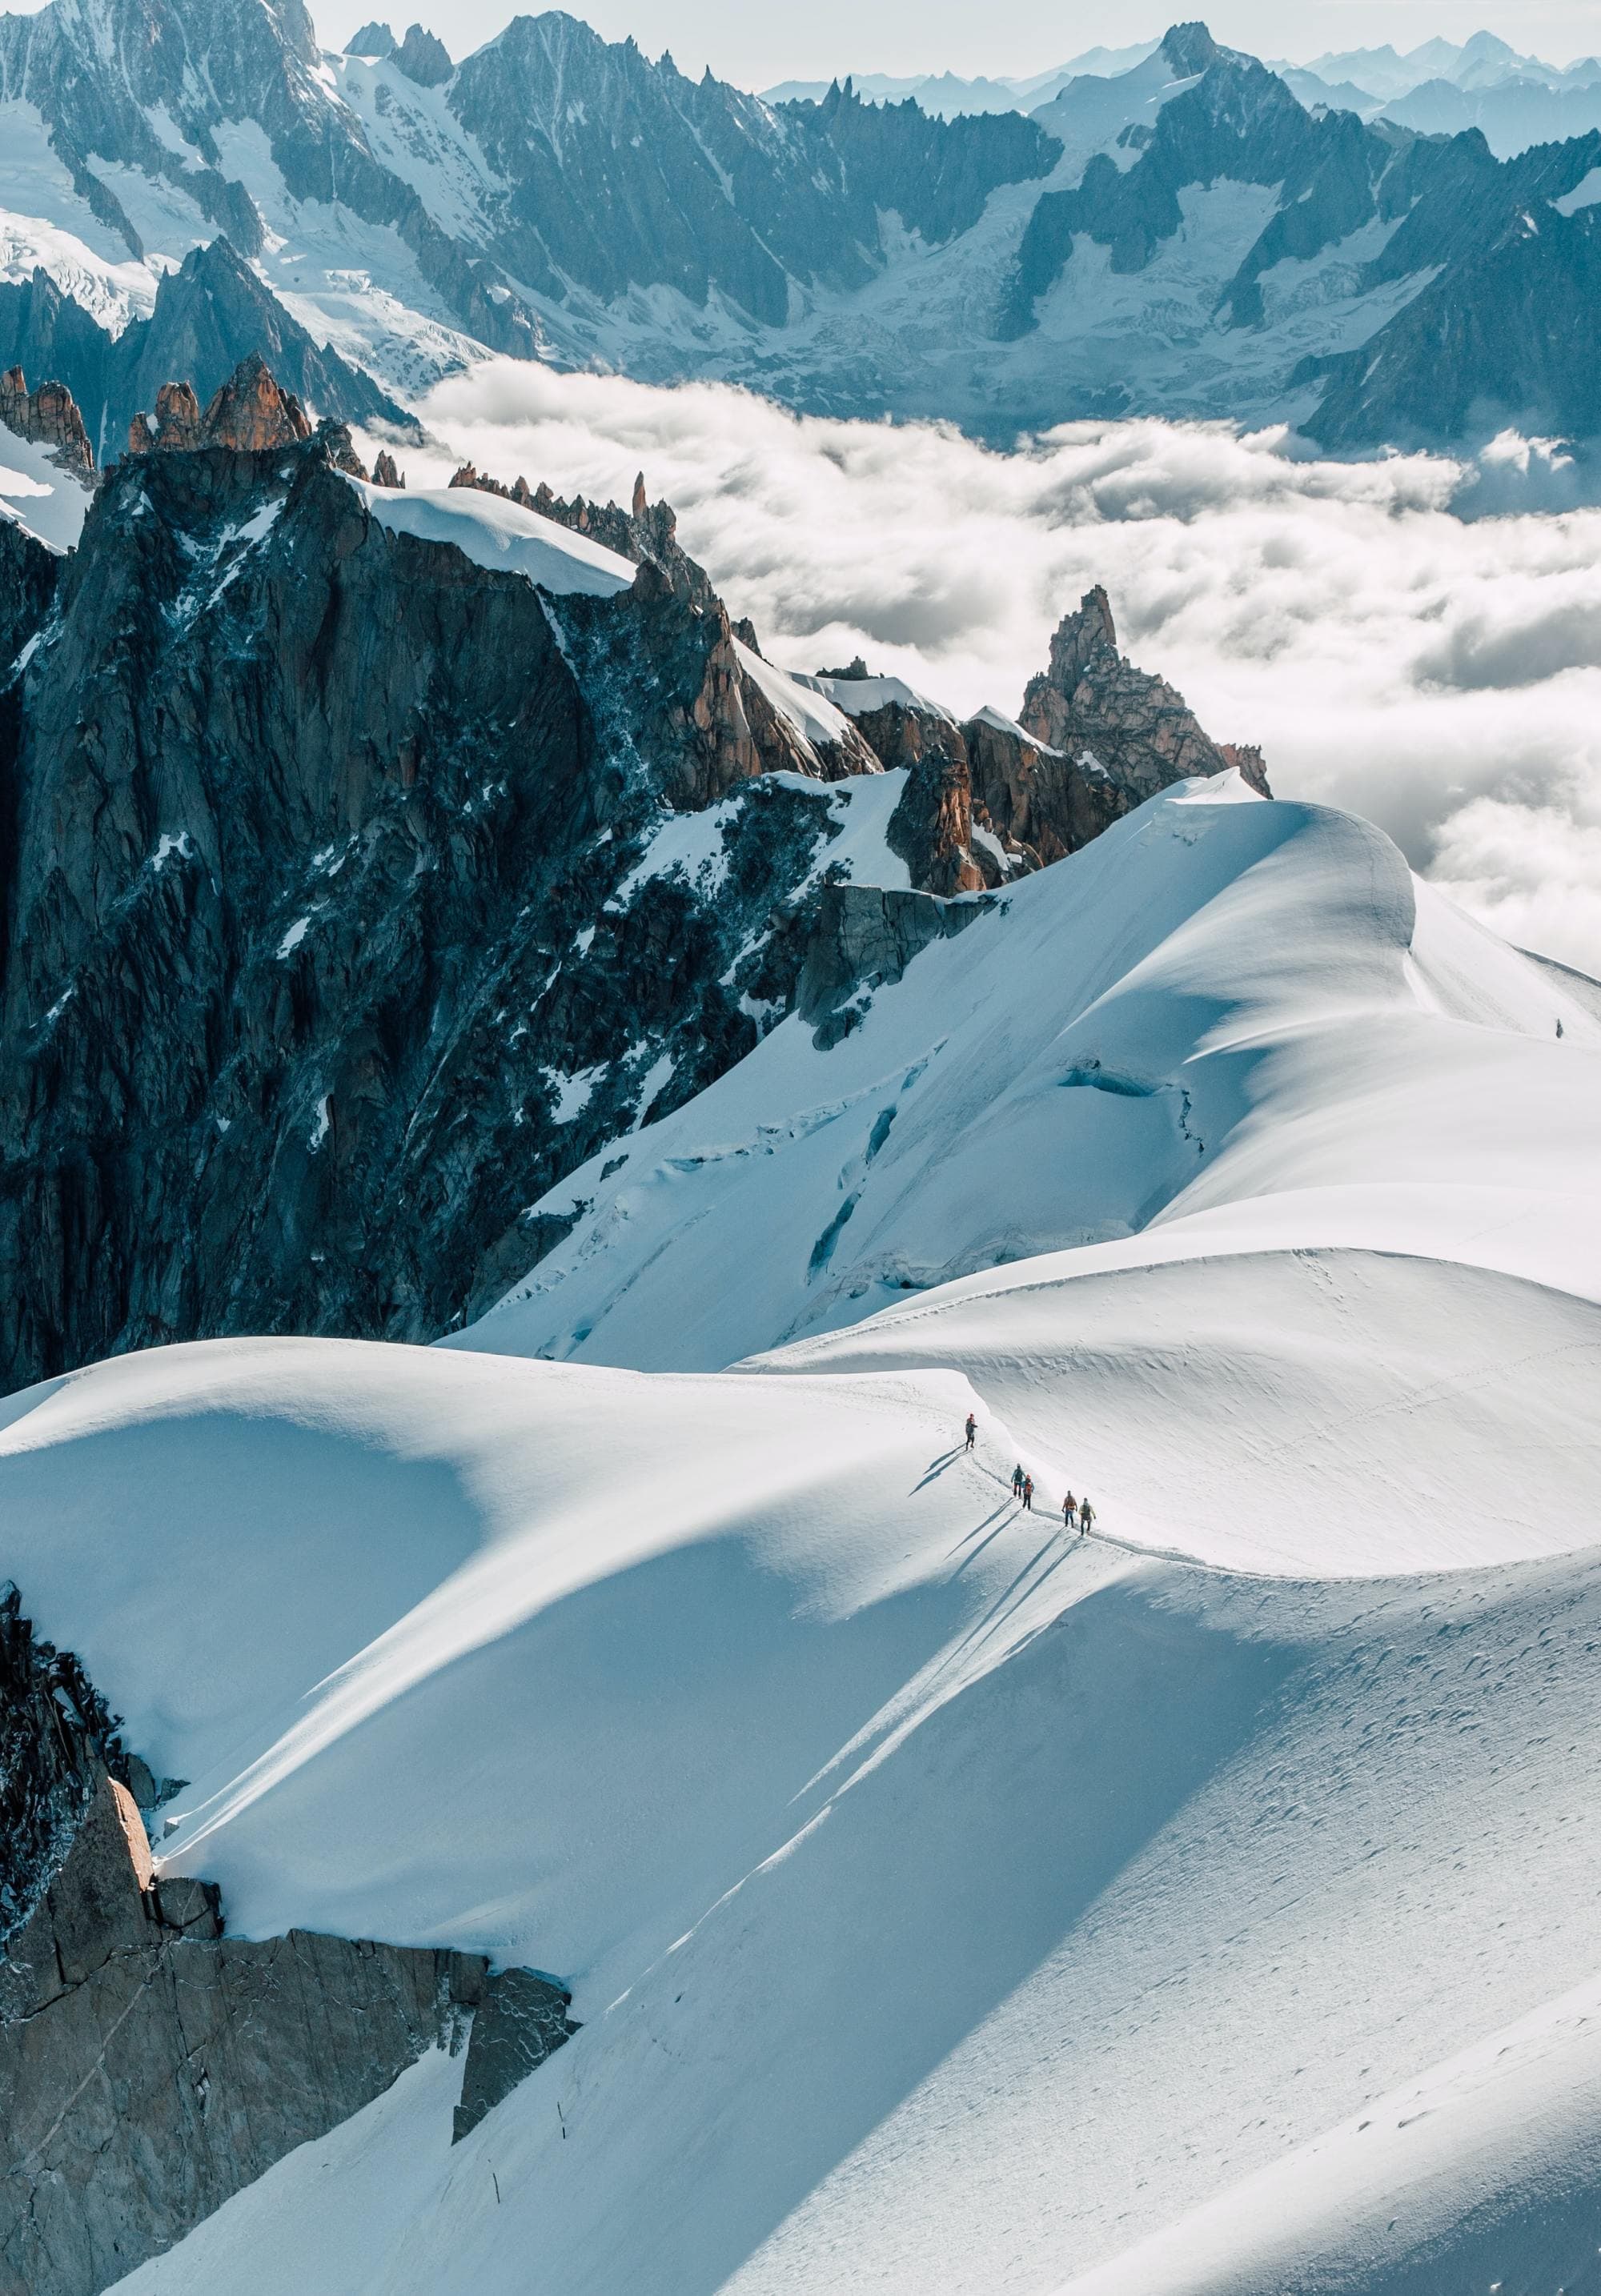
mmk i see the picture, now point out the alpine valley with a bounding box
[2,4,1600,2296]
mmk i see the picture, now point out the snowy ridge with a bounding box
[732,636,860,752]
[347,476,635,597]
[2,771,1599,2294]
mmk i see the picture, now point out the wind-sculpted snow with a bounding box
[4,766,1601,2292]
[462,778,1601,1394]
[347,476,636,597]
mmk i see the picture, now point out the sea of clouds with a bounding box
[402,363,1601,972]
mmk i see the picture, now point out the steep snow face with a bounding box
[460,774,1601,1386]
[346,476,635,596]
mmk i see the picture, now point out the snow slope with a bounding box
[2,1337,1599,2295]
[462,772,1601,1390]
[347,475,635,596]
[2,769,1599,2293]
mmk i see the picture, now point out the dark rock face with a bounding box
[447,16,1061,324]
[0,415,883,1392]
[0,363,1262,1396]
[0,1593,576,2296]
[1308,163,1601,444]
[0,519,58,677]
[453,1966,578,2142]
[796,883,994,1049]
[394,22,453,86]
[347,20,397,58]
[0,368,93,479]
[1000,32,1404,337]
[997,26,1601,447]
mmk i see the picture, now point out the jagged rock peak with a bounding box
[1021,585,1271,802]
[371,449,405,488]
[1046,585,1119,691]
[1161,20,1225,74]
[127,354,314,458]
[393,20,452,85]
[346,18,396,54]
[0,365,94,479]
[448,459,709,603]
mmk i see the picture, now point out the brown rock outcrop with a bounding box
[371,447,405,487]
[1016,586,1272,819]
[0,367,93,480]
[128,354,314,458]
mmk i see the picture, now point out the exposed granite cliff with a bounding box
[1009,585,1271,847]
[0,375,877,1389]
[0,368,93,481]
[0,1592,575,2296]
[805,600,1268,894]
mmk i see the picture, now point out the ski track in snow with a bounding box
[0,770,1592,2293]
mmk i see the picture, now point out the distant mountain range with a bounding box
[0,2,1599,456]
[771,28,1601,158]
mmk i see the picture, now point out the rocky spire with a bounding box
[632,471,648,519]
[127,355,313,458]
[371,449,405,488]
[1045,586,1117,694]
[0,367,94,479]
[392,21,452,84]
[1020,586,1270,801]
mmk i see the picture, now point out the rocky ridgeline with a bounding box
[0,356,1264,1395]
[0,366,93,482]
[0,1591,575,2296]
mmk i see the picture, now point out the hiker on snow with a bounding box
[965,1413,977,1452]
[1062,1491,1077,1529]
[1079,1497,1096,1533]
[1022,1475,1034,1512]
[1012,1464,1025,1497]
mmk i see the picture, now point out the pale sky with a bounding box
[310,0,1601,85]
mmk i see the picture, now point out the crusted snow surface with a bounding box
[3,771,1599,2296]
[796,669,960,723]
[347,476,634,597]
[732,636,859,754]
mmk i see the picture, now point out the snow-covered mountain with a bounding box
[1,20,1600,2292]
[1,2,1599,453]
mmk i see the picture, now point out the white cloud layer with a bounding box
[395,363,1601,974]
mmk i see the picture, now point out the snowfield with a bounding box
[3,771,1600,2293]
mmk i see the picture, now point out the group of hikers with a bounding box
[963,1413,1096,1533]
